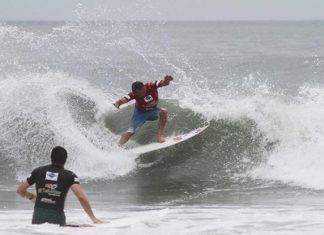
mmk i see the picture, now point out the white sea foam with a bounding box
[0,72,136,181]
[171,73,324,190]
[1,205,324,235]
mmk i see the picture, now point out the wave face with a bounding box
[0,20,324,196]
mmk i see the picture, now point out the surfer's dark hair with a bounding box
[51,146,68,165]
[132,81,144,91]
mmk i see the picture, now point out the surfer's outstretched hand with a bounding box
[113,102,120,109]
[163,75,174,85]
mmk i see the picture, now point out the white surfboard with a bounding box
[129,125,209,155]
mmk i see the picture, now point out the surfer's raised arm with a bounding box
[158,75,174,87]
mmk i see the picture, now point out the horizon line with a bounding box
[1,19,324,23]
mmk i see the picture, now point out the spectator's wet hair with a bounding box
[51,146,67,165]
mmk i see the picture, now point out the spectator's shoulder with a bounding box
[64,169,78,177]
[32,165,49,173]
[64,169,80,185]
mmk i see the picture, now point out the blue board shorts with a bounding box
[127,107,162,133]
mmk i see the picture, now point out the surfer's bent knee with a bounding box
[125,130,135,135]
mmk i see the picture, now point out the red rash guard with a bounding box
[124,80,163,112]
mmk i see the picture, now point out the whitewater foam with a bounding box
[172,74,324,190]
[0,72,137,181]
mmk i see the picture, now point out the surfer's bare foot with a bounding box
[157,136,165,143]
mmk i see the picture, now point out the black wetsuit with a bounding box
[27,164,80,226]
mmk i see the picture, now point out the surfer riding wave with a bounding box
[113,75,174,145]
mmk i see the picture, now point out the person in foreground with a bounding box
[113,75,174,145]
[16,146,106,226]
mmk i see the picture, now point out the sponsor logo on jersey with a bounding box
[40,198,56,204]
[45,183,58,190]
[39,183,61,197]
[45,171,59,181]
[144,95,153,103]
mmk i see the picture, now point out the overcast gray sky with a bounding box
[0,0,323,21]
